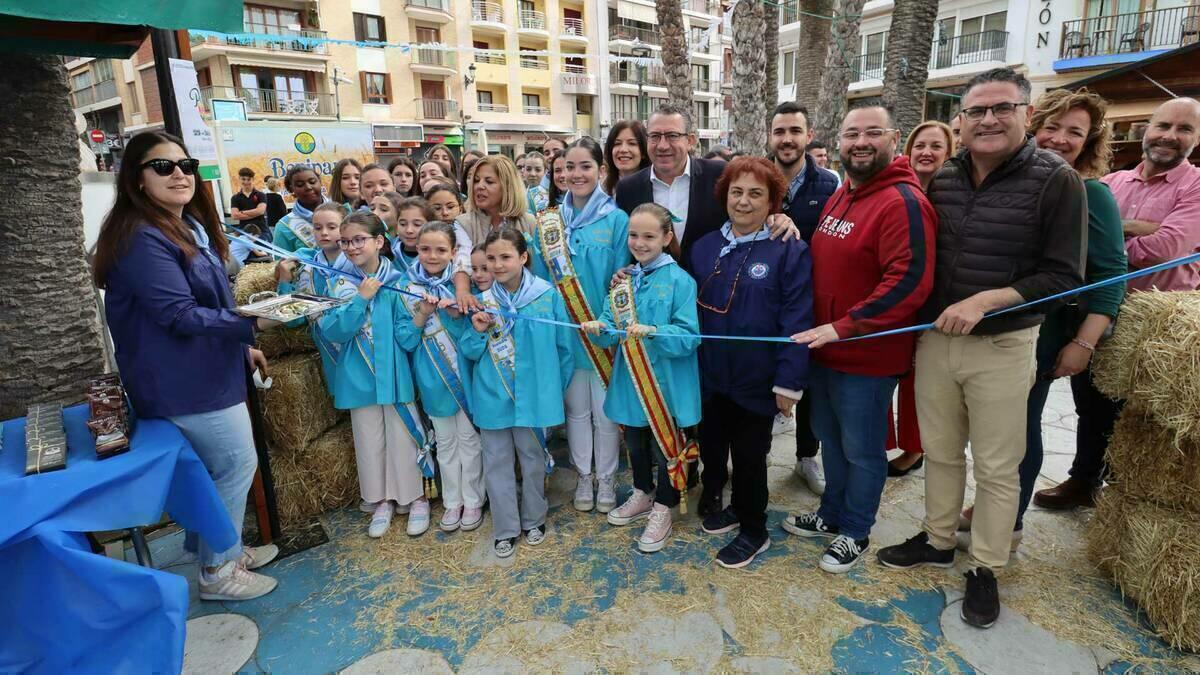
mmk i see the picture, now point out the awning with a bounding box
[1058,41,1200,100]
[227,55,328,73]
[617,0,658,25]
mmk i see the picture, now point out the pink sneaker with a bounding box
[638,506,673,553]
[461,506,484,531]
[407,498,431,536]
[607,489,652,526]
[440,505,463,532]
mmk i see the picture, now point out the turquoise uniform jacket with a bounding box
[272,211,314,253]
[588,263,702,428]
[278,247,354,396]
[458,285,574,430]
[528,207,631,373]
[403,292,475,419]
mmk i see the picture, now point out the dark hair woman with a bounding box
[603,120,650,196]
[91,130,283,602]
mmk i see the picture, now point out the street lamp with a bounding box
[631,41,652,123]
[464,62,477,88]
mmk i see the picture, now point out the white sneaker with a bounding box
[461,506,484,531]
[772,413,796,435]
[796,457,826,496]
[199,560,278,601]
[240,544,279,570]
[440,505,463,532]
[407,498,431,536]
[574,473,595,512]
[525,524,546,546]
[360,499,380,514]
[596,475,617,513]
[607,489,653,526]
[638,506,673,553]
[368,502,394,538]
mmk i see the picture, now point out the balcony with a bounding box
[561,17,588,44]
[1057,6,1199,65]
[189,27,328,55]
[609,62,667,87]
[563,61,588,74]
[471,0,507,33]
[850,50,886,83]
[930,30,1008,70]
[519,9,550,38]
[695,115,719,130]
[411,47,457,75]
[71,79,119,109]
[477,103,509,113]
[692,76,719,94]
[199,86,336,118]
[681,0,717,15]
[405,0,453,23]
[415,98,459,120]
[609,23,661,46]
[520,54,550,70]
[523,105,552,115]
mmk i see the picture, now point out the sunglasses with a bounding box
[695,239,761,315]
[141,158,200,177]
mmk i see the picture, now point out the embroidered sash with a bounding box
[535,208,614,387]
[285,214,316,248]
[405,282,471,416]
[609,277,699,512]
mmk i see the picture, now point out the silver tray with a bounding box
[237,292,347,321]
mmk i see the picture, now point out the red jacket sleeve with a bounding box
[832,184,936,338]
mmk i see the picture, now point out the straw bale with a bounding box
[256,324,316,359]
[272,421,357,528]
[260,352,342,453]
[234,262,278,306]
[1087,488,1200,652]
[1092,292,1200,440]
[1106,408,1200,513]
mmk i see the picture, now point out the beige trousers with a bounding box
[350,405,424,506]
[915,326,1038,570]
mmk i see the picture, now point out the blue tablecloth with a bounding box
[0,404,239,675]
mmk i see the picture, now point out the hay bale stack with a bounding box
[1086,489,1200,651]
[234,262,278,306]
[260,352,344,454]
[1092,291,1200,441]
[1106,409,1200,512]
[272,421,358,528]
[256,324,317,359]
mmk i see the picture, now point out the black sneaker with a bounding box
[781,512,840,539]
[715,532,770,569]
[961,567,1000,628]
[697,489,722,518]
[819,535,870,574]
[876,531,956,569]
[701,506,740,534]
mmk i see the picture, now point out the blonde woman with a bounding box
[903,121,955,192]
[455,155,536,247]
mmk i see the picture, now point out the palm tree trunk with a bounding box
[731,0,767,151]
[813,0,867,148]
[656,0,693,110]
[0,54,106,419]
[763,0,780,133]
[881,0,939,138]
[793,0,833,107]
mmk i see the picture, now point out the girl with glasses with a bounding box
[273,165,330,253]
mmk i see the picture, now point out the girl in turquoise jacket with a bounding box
[527,138,632,516]
[459,228,573,559]
[582,203,701,554]
[317,211,431,540]
[273,165,330,253]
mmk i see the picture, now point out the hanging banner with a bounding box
[168,58,217,162]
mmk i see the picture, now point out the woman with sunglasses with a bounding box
[689,156,813,570]
[91,131,285,602]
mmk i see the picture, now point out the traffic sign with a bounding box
[89,129,106,144]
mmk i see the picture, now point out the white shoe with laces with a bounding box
[596,475,617,513]
[772,413,796,435]
[574,473,595,512]
[240,544,279,570]
[638,506,673,553]
[199,560,278,601]
[796,457,826,496]
[368,502,394,538]
[819,534,870,574]
[607,489,653,526]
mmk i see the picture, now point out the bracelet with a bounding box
[1071,338,1095,352]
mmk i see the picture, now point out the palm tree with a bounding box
[881,0,939,138]
[793,0,833,108]
[813,0,867,148]
[656,0,693,110]
[731,0,767,151]
[763,0,780,132]
[0,54,106,419]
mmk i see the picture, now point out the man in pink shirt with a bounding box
[1035,97,1200,511]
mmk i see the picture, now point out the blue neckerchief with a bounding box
[408,259,456,299]
[290,197,328,223]
[313,248,350,283]
[490,268,552,337]
[561,187,616,255]
[629,252,676,292]
[718,221,771,258]
[186,215,222,267]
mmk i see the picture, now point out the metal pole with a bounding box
[150,29,182,137]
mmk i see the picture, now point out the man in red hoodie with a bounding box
[782,105,937,573]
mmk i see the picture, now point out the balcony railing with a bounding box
[200,86,335,117]
[471,1,504,23]
[931,30,1008,69]
[406,0,449,11]
[850,50,886,83]
[692,76,718,93]
[477,103,509,113]
[71,79,118,108]
[609,23,661,45]
[681,0,715,13]
[413,47,457,69]
[609,62,667,87]
[563,62,588,74]
[415,98,459,119]
[190,28,328,54]
[562,17,586,37]
[1059,6,1199,59]
[474,51,506,65]
[520,54,549,70]
[524,105,552,115]
[520,9,547,31]
[695,115,719,129]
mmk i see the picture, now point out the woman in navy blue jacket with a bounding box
[689,156,813,570]
[92,131,283,602]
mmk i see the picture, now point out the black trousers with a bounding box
[1068,366,1124,486]
[700,394,773,539]
[794,390,818,459]
[626,426,679,507]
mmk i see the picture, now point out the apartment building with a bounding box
[64,56,149,169]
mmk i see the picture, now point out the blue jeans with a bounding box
[810,364,898,540]
[167,403,257,566]
[1016,375,1055,531]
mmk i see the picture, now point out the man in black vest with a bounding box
[768,101,841,497]
[877,68,1085,629]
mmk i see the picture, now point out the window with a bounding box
[245,4,302,34]
[780,0,799,24]
[780,50,795,85]
[693,102,709,127]
[353,13,387,42]
[522,93,541,107]
[361,72,391,104]
[71,71,93,92]
[93,59,114,82]
[960,11,1006,53]
[862,31,887,77]
[612,94,640,119]
[689,26,706,46]
[478,90,494,104]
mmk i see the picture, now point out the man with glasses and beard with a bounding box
[767,102,842,495]
[783,105,935,574]
[876,68,1086,629]
[1034,97,1200,512]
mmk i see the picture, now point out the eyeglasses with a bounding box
[647,132,688,145]
[141,158,200,176]
[695,239,761,315]
[338,236,376,250]
[960,102,1027,121]
[839,128,896,141]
